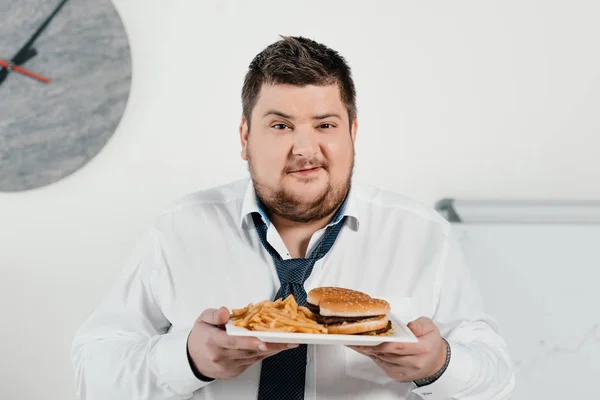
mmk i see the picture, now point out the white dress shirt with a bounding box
[71,178,515,400]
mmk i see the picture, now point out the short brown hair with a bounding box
[241,36,357,128]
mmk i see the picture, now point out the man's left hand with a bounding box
[348,317,447,383]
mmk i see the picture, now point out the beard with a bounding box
[248,154,354,223]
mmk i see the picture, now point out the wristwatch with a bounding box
[413,338,451,387]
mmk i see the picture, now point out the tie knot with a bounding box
[276,258,312,285]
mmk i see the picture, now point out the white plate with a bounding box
[225,313,418,346]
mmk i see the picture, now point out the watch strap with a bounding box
[414,338,451,387]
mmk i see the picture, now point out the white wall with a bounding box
[1,1,599,398]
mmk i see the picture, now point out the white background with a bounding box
[1,1,599,399]
[452,223,600,399]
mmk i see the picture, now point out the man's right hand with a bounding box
[187,307,297,380]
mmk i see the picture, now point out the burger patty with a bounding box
[316,314,378,324]
[358,321,393,336]
[306,303,320,314]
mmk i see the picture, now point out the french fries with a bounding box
[229,294,327,334]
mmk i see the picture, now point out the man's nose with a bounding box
[291,127,318,157]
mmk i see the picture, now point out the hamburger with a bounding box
[306,287,394,336]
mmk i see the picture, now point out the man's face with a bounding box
[240,83,357,223]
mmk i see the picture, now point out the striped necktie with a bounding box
[252,212,346,400]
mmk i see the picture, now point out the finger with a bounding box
[211,331,267,351]
[408,317,436,337]
[262,342,299,352]
[228,349,260,360]
[235,346,294,367]
[259,349,286,358]
[199,307,231,326]
[237,351,278,367]
[230,344,292,360]
[374,353,422,367]
[211,330,297,352]
[347,345,376,356]
[241,347,285,363]
[356,341,427,356]
[372,353,394,366]
[370,356,415,382]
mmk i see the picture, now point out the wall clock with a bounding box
[0,0,132,192]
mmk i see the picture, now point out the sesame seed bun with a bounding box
[306,286,391,317]
[319,297,390,317]
[306,287,370,307]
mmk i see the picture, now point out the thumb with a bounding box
[408,317,435,337]
[199,306,231,326]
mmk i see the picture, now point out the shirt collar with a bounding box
[239,180,360,231]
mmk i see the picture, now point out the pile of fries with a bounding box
[229,294,327,334]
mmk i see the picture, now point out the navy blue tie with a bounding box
[252,212,346,400]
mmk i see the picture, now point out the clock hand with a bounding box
[17,48,39,65]
[9,0,71,66]
[0,0,70,87]
[0,59,51,83]
[0,48,38,85]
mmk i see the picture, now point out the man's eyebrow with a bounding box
[312,113,342,120]
[263,109,293,119]
[262,110,343,120]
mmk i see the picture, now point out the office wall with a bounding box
[1,1,599,398]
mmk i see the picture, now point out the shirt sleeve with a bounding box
[411,229,516,400]
[71,228,212,400]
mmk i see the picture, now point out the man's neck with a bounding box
[270,212,336,259]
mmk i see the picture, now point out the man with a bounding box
[71,36,515,400]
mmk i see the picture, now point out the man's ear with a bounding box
[240,115,249,161]
[351,118,358,144]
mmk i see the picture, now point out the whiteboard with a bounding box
[450,223,600,399]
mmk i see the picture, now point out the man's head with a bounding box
[239,36,358,223]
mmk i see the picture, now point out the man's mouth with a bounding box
[288,166,323,176]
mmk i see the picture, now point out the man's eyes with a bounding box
[318,123,334,129]
[270,123,337,130]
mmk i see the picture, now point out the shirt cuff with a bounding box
[411,341,473,400]
[155,329,214,395]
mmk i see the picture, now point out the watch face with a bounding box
[0,0,132,192]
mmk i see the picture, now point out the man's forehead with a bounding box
[256,84,343,108]
[254,83,346,116]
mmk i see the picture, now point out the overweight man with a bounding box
[71,36,515,400]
